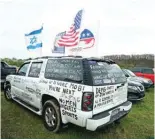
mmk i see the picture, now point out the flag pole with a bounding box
[40,47,42,57]
[95,19,100,57]
[75,9,85,56]
[40,23,44,57]
[63,46,65,56]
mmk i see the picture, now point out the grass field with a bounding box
[1,88,154,139]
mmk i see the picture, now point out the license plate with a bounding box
[111,108,120,116]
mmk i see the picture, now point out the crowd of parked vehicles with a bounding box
[131,67,154,83]
[122,69,153,101]
[1,57,154,132]
[123,69,153,89]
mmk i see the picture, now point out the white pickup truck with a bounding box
[4,56,132,132]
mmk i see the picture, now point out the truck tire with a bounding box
[42,100,61,133]
[4,84,12,101]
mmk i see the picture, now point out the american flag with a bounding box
[57,10,83,47]
[52,31,66,54]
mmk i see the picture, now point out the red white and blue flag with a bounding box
[56,10,83,47]
[79,29,95,49]
[52,31,66,54]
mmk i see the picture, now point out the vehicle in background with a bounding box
[127,80,145,101]
[10,65,19,71]
[122,69,153,89]
[1,61,16,85]
[131,67,154,84]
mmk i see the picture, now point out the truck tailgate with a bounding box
[93,83,128,115]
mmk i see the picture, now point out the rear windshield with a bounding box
[45,59,83,83]
[89,61,126,85]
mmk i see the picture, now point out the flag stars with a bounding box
[82,33,85,37]
[30,36,37,44]
[87,33,90,36]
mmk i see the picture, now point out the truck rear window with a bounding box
[45,59,83,83]
[89,61,126,85]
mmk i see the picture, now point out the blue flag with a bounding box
[25,26,43,50]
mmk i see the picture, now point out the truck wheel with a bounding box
[4,84,12,101]
[42,100,61,133]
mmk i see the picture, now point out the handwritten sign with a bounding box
[94,86,115,109]
[90,63,111,85]
[45,59,83,82]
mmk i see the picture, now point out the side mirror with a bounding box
[15,72,19,75]
[15,70,18,75]
[15,68,20,75]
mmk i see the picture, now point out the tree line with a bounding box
[1,54,154,68]
[103,54,154,68]
[104,54,154,60]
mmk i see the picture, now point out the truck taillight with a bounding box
[82,92,94,111]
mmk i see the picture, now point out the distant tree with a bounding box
[1,54,154,68]
[1,58,24,67]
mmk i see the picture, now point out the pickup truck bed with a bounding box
[1,62,16,83]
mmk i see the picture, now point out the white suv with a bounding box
[4,56,132,132]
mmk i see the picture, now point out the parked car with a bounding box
[127,79,145,101]
[131,67,154,84]
[122,69,153,89]
[4,56,132,132]
[1,61,16,85]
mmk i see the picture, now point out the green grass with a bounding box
[1,88,154,139]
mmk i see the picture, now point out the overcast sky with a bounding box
[0,0,155,58]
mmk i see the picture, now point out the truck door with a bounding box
[11,62,30,99]
[24,61,43,108]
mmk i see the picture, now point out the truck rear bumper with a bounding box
[86,101,132,131]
